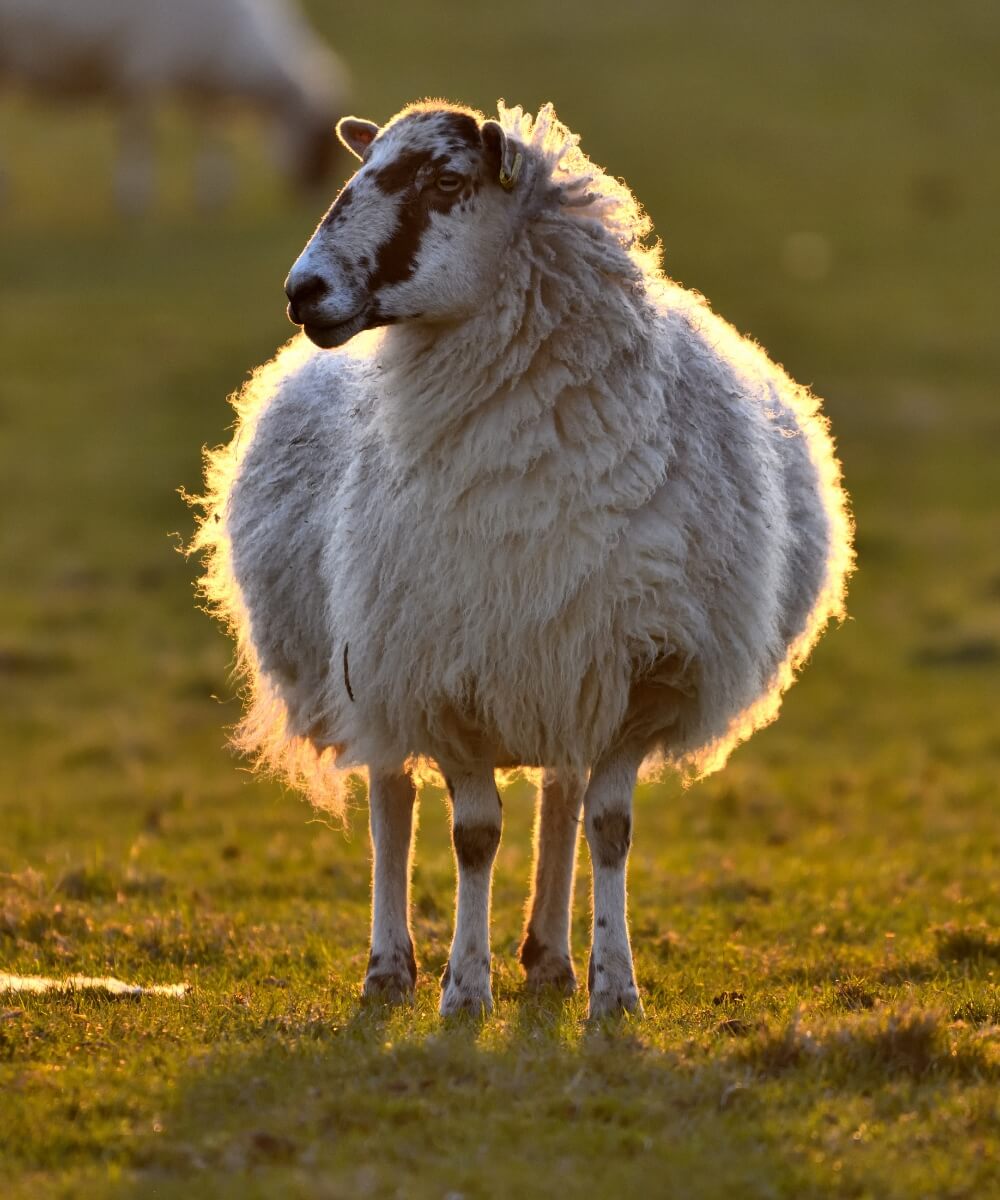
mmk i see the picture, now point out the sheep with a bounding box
[0,0,350,213]
[192,100,854,1019]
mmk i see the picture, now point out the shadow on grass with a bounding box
[97,980,999,1200]
[104,993,734,1196]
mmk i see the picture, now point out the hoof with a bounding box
[362,943,416,1004]
[523,954,577,996]
[587,986,643,1021]
[587,953,642,1020]
[439,957,493,1018]
[520,927,577,995]
[526,960,577,996]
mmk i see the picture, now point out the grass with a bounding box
[1,1,998,1196]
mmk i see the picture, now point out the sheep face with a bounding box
[284,106,520,349]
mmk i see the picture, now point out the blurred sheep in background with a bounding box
[0,0,351,213]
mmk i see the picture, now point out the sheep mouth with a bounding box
[302,309,371,349]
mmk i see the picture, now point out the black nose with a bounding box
[285,273,328,325]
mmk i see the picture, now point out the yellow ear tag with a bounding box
[499,150,523,191]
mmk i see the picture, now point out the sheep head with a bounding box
[284,103,526,349]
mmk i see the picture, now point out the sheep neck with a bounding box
[367,216,664,533]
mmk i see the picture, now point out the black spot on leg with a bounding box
[367,951,381,970]
[591,811,632,868]
[453,822,501,871]
[520,926,547,969]
[587,953,595,992]
[404,939,417,986]
[441,962,451,988]
[596,916,608,930]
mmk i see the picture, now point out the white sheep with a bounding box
[0,0,350,212]
[193,101,854,1019]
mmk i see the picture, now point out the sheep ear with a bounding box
[481,120,522,190]
[336,117,380,160]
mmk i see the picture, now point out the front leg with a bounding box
[520,769,585,993]
[363,769,417,1002]
[584,746,644,1020]
[441,770,502,1016]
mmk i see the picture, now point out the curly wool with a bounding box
[192,101,854,815]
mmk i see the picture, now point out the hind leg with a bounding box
[520,769,585,993]
[363,770,417,1001]
[584,746,643,1019]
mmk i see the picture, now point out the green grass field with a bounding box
[1,2,998,1196]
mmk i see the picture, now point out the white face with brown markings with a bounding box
[284,105,521,349]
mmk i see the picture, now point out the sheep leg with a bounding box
[520,769,584,993]
[584,746,643,1019]
[115,99,154,218]
[441,771,502,1016]
[363,770,418,1002]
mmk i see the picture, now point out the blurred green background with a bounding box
[1,2,998,1197]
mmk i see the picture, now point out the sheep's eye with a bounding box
[436,172,464,192]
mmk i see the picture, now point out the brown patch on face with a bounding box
[368,151,469,292]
